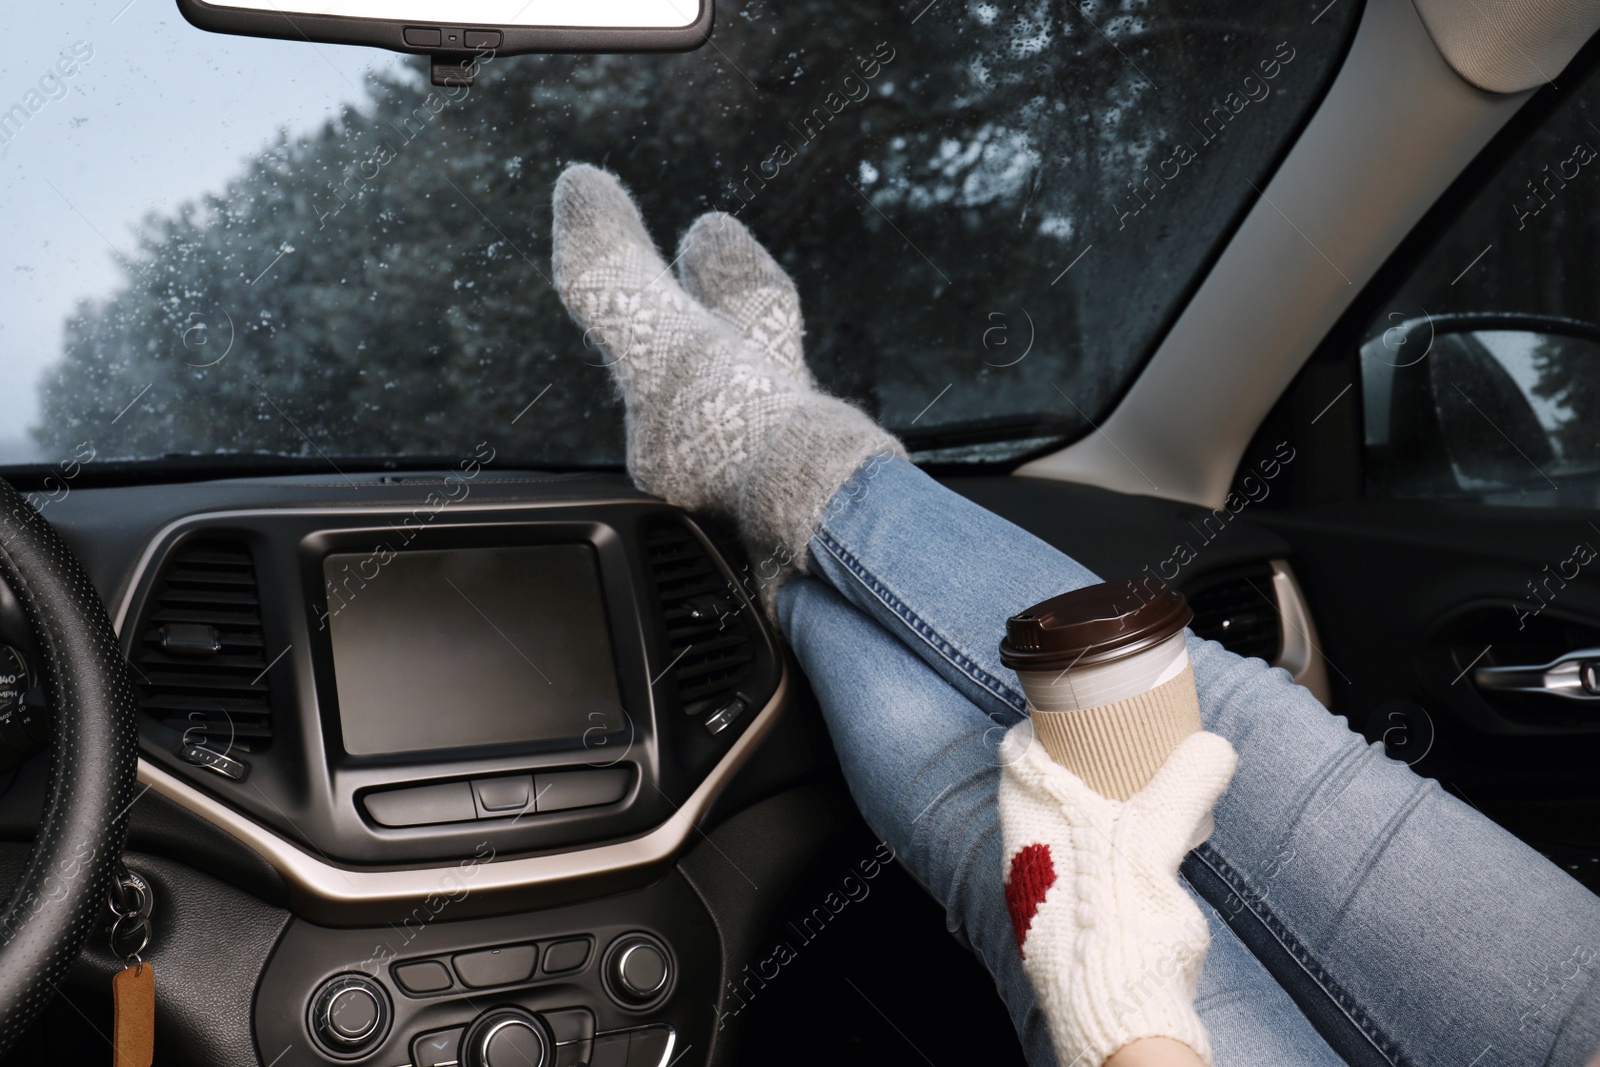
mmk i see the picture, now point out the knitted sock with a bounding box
[998,727,1237,1067]
[552,164,805,513]
[551,164,903,592]
[675,212,817,388]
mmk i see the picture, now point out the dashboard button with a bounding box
[604,935,672,1007]
[542,938,591,974]
[472,774,533,816]
[394,959,453,994]
[403,26,442,46]
[454,943,538,988]
[309,974,391,1056]
[364,782,477,827]
[328,988,379,1040]
[485,1022,544,1067]
[463,29,502,48]
[462,1008,550,1067]
[617,944,668,998]
[412,1026,466,1067]
[534,768,629,813]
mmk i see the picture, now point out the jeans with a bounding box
[774,456,1600,1067]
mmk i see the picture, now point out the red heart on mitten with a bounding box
[1004,843,1056,956]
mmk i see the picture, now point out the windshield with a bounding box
[4,0,1359,474]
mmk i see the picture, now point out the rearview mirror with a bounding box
[176,0,712,85]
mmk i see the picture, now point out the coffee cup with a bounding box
[1000,579,1201,800]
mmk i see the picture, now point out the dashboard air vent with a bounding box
[644,519,756,716]
[1185,566,1283,664]
[133,538,274,752]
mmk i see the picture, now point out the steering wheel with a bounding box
[0,480,139,1055]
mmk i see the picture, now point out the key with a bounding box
[107,865,155,1067]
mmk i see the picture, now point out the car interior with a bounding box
[2,0,1599,1064]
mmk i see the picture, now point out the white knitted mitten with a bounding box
[998,727,1237,1067]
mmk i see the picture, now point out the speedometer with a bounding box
[0,646,47,772]
[0,645,29,704]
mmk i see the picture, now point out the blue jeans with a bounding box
[774,456,1600,1067]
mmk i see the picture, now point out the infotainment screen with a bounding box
[323,545,623,757]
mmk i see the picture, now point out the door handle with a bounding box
[1474,648,1600,700]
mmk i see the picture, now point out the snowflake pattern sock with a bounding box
[552,164,808,513]
[675,211,816,389]
[998,726,1237,1067]
[551,164,903,590]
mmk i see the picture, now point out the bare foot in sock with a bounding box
[551,164,902,582]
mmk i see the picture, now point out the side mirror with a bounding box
[1360,313,1600,504]
[175,0,713,85]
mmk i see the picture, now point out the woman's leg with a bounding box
[543,166,1599,1065]
[778,576,1346,1067]
[801,455,1600,1067]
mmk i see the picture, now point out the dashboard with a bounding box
[0,468,791,1067]
[0,464,1326,1067]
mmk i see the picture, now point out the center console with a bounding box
[113,484,787,1067]
[257,871,717,1067]
[120,498,781,869]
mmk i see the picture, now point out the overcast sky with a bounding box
[0,0,396,462]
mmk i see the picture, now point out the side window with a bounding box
[1361,49,1600,506]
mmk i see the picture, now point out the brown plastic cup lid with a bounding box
[999,579,1193,672]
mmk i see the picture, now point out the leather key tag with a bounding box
[112,962,155,1067]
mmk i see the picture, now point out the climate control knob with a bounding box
[309,973,391,1056]
[462,1007,551,1067]
[605,934,673,1006]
